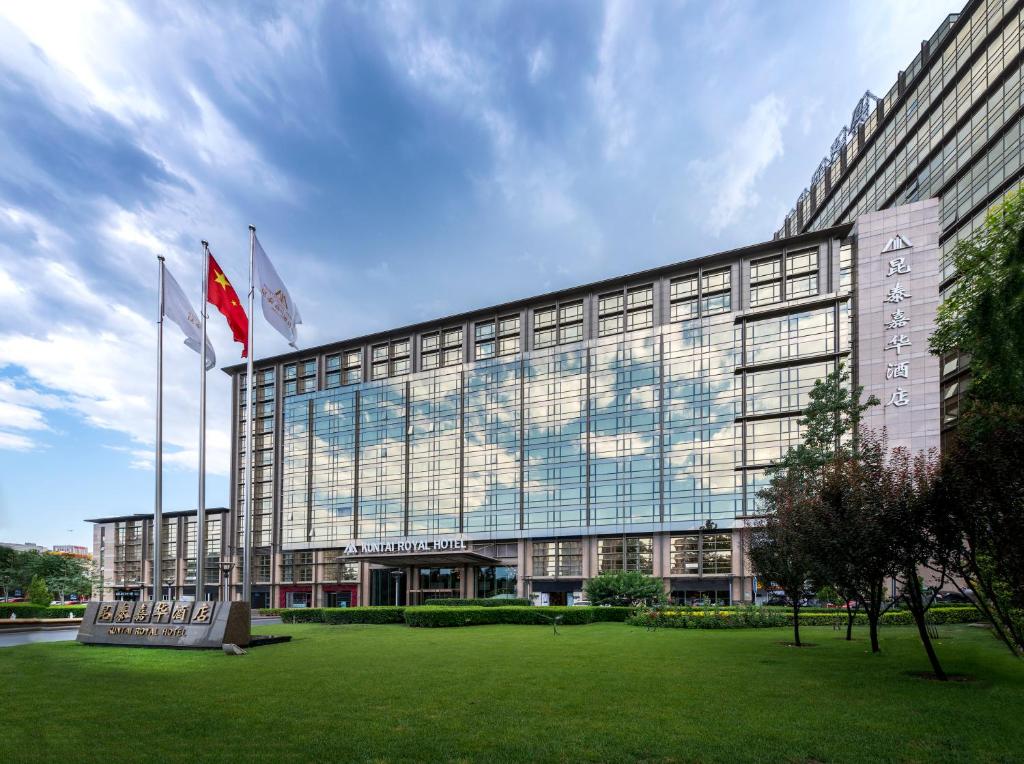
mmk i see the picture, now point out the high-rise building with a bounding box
[776,0,1024,429]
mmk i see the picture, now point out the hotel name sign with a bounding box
[340,536,468,556]
[77,600,251,648]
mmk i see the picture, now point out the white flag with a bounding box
[163,265,216,370]
[253,233,302,348]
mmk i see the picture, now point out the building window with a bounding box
[253,554,271,584]
[534,300,584,349]
[669,274,698,321]
[280,551,314,584]
[328,350,362,387]
[598,536,654,573]
[598,285,653,337]
[323,560,359,582]
[423,327,463,368]
[701,267,731,315]
[750,255,781,307]
[497,315,520,356]
[839,241,853,293]
[786,248,818,300]
[283,359,316,396]
[343,350,362,384]
[476,566,517,598]
[474,321,495,360]
[531,540,582,577]
[325,354,341,388]
[670,532,732,575]
[626,285,654,330]
[371,340,410,380]
[598,292,623,337]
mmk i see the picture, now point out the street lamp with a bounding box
[163,575,174,601]
[219,560,235,602]
[390,569,402,606]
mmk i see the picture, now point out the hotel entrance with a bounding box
[409,567,461,604]
[350,548,504,604]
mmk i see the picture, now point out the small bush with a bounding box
[423,598,531,607]
[0,603,86,619]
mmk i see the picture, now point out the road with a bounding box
[0,616,283,648]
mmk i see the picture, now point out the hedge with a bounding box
[627,606,982,629]
[422,598,531,607]
[403,606,632,627]
[260,607,406,624]
[627,606,790,629]
[0,604,86,619]
[797,606,982,627]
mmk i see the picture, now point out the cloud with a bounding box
[690,94,789,235]
[527,41,552,84]
[0,431,35,451]
[588,0,659,162]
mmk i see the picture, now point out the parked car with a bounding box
[934,590,973,604]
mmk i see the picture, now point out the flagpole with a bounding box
[242,225,256,604]
[154,256,164,601]
[198,241,210,600]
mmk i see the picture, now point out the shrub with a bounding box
[627,605,790,629]
[423,598,531,607]
[625,605,982,630]
[0,603,86,619]
[28,576,50,606]
[795,606,981,627]
[584,571,666,606]
[404,606,632,628]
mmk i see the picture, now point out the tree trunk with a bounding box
[965,575,1020,657]
[845,600,854,641]
[907,572,947,680]
[792,600,801,646]
[868,611,879,653]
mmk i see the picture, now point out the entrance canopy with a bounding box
[335,549,502,567]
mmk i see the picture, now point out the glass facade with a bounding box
[268,247,851,548]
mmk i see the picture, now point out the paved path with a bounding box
[0,616,283,648]
[0,626,79,648]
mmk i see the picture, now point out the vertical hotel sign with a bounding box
[881,235,914,409]
[854,200,942,456]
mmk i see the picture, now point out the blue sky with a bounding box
[0,0,958,548]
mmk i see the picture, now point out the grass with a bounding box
[3,623,1024,763]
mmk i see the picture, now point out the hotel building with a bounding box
[89,0,1019,608]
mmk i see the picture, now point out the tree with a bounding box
[752,364,879,647]
[583,571,666,606]
[772,363,879,480]
[883,446,949,680]
[748,471,818,647]
[28,575,50,606]
[930,189,1024,406]
[928,403,1024,655]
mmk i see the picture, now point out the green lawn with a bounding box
[3,623,1023,763]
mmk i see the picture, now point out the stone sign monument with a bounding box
[77,600,252,649]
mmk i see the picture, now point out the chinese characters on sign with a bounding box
[882,247,913,408]
[77,600,253,649]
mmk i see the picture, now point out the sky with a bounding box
[0,0,959,548]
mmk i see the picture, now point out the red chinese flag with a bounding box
[207,254,249,358]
